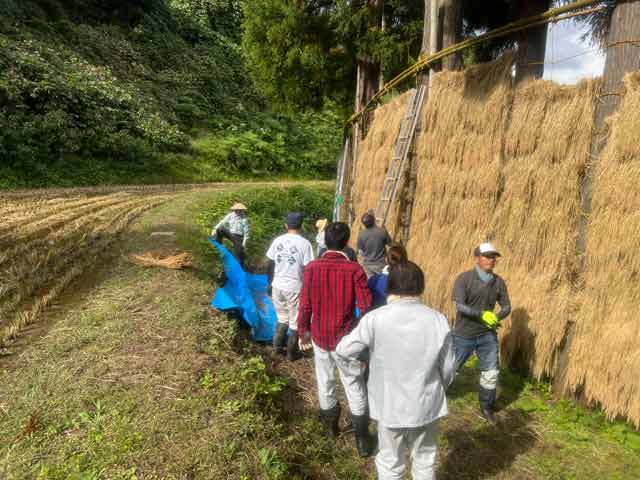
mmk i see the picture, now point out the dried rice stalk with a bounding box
[563,72,640,427]
[128,251,193,270]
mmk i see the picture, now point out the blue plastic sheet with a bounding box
[209,237,277,342]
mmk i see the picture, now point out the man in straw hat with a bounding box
[451,242,511,425]
[267,212,314,361]
[212,202,250,266]
[297,222,374,456]
[337,261,456,480]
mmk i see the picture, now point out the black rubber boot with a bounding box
[350,413,374,457]
[272,323,288,355]
[286,329,300,361]
[318,404,341,439]
[479,387,497,425]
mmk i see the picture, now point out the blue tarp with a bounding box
[209,237,277,342]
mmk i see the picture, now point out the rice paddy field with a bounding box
[0,187,177,348]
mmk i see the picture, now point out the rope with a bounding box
[607,39,640,48]
[346,0,607,125]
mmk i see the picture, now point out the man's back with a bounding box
[266,233,314,292]
[297,251,371,351]
[357,226,391,265]
[343,298,455,427]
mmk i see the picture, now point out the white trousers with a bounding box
[272,287,300,330]
[312,342,367,415]
[376,420,440,480]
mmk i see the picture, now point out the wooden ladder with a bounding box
[375,85,427,227]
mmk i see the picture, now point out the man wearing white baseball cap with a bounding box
[451,242,511,425]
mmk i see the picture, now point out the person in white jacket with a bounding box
[337,261,456,480]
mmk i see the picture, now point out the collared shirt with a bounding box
[215,212,250,244]
[336,297,456,428]
[297,250,372,351]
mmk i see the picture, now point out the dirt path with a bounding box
[1,185,638,480]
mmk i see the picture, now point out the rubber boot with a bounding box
[286,329,300,361]
[318,404,341,439]
[479,386,497,425]
[272,323,288,355]
[350,413,375,458]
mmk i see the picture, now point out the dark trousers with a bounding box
[215,227,245,266]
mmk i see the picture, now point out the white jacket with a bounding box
[336,297,456,428]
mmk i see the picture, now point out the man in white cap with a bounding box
[451,242,511,425]
[212,202,250,266]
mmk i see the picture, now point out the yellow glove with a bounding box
[481,311,500,329]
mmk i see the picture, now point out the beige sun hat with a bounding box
[230,202,247,211]
[315,218,328,232]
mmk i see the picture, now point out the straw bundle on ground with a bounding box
[563,72,640,427]
[349,91,413,242]
[491,79,598,378]
[406,55,514,321]
[129,251,193,270]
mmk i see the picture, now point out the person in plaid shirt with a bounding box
[298,222,374,457]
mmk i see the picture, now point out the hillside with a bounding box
[0,0,342,187]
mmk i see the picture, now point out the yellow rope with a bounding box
[347,0,606,125]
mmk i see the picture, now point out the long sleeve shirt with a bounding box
[452,268,511,338]
[214,212,250,246]
[336,297,456,428]
[297,250,372,351]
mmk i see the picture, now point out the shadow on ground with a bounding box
[439,408,538,480]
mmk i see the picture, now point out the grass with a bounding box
[1,183,639,479]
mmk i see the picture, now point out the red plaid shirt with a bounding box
[297,251,372,351]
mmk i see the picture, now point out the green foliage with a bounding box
[241,0,423,112]
[194,184,335,263]
[192,103,343,178]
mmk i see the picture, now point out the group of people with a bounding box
[212,204,511,480]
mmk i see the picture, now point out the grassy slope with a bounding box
[1,185,639,479]
[0,1,342,188]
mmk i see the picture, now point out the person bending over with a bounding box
[212,202,250,267]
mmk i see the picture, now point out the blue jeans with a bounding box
[453,332,499,373]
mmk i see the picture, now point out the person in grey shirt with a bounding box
[338,261,456,480]
[452,242,511,425]
[356,212,391,277]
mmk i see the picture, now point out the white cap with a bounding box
[474,242,501,257]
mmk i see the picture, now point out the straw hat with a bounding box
[230,202,247,211]
[315,218,328,231]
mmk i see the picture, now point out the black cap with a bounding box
[286,212,304,229]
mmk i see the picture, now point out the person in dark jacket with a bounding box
[367,244,408,308]
[452,243,511,425]
[357,212,391,277]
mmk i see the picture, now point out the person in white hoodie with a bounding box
[337,261,456,480]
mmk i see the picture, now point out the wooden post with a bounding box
[442,0,463,70]
[554,0,640,396]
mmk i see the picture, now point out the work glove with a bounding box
[481,311,500,330]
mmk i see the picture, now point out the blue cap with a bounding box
[286,212,304,229]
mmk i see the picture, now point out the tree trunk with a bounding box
[553,1,640,397]
[442,0,463,70]
[379,5,386,90]
[419,0,432,84]
[515,0,551,84]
